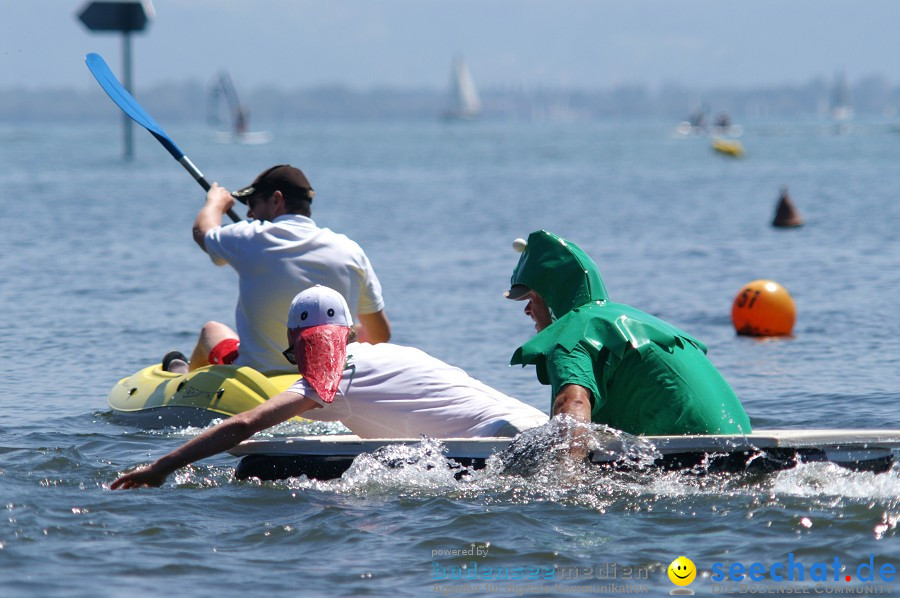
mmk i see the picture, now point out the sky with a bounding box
[3,0,900,93]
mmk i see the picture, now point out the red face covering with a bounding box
[293,325,350,403]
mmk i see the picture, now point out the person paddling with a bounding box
[504,230,752,437]
[178,164,390,374]
[112,286,546,489]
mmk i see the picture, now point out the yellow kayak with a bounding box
[711,137,744,157]
[108,364,301,428]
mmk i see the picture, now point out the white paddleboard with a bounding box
[229,430,900,480]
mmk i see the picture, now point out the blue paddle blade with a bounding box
[84,52,240,222]
[85,52,184,159]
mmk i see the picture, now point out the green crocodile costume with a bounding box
[508,230,751,436]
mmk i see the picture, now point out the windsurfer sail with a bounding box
[208,71,249,135]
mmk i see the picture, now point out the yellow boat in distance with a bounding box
[108,363,302,429]
[711,137,744,158]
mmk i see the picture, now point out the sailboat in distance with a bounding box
[444,56,481,121]
[208,71,271,144]
[830,70,853,122]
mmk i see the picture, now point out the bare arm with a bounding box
[110,391,318,489]
[192,183,236,252]
[551,384,593,460]
[356,310,391,344]
[552,384,592,422]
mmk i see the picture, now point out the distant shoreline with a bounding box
[2,76,899,122]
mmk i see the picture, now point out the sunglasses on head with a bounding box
[248,193,271,210]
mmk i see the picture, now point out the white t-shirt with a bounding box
[204,215,384,372]
[288,342,548,438]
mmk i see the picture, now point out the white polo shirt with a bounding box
[288,342,548,438]
[204,215,384,372]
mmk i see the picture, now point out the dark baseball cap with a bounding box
[504,284,532,300]
[231,164,315,204]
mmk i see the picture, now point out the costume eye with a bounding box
[300,311,308,321]
[327,308,335,317]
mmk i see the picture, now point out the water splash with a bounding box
[771,460,900,501]
[142,418,350,439]
[172,464,236,489]
[252,421,718,510]
[493,417,661,477]
[259,419,350,437]
[285,437,465,498]
[150,419,900,514]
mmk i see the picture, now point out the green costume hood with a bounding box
[509,230,608,320]
[510,230,705,374]
[507,230,751,437]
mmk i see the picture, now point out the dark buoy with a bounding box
[772,187,804,228]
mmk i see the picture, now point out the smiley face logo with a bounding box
[667,556,696,586]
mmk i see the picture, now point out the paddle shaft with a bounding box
[176,156,241,222]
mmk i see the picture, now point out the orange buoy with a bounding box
[731,279,796,336]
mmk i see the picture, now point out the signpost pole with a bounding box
[77,1,154,160]
[122,31,133,159]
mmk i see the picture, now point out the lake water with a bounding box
[2,117,900,596]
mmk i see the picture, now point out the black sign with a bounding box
[78,1,153,33]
